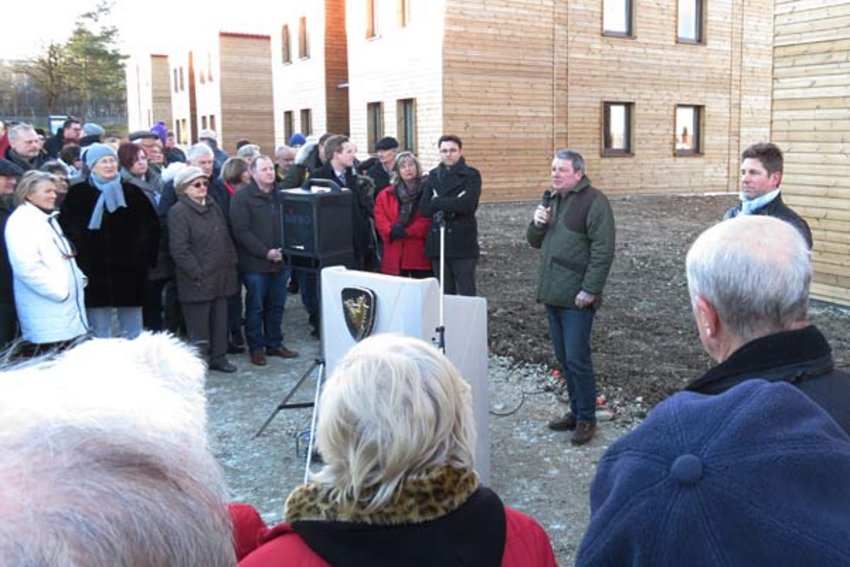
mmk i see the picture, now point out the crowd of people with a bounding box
[1,113,849,565]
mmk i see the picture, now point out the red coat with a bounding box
[235,506,558,567]
[374,184,432,275]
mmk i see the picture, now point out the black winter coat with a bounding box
[724,193,813,249]
[229,181,285,274]
[419,157,481,259]
[0,200,14,304]
[685,325,850,435]
[168,195,238,303]
[59,178,160,307]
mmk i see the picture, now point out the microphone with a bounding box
[541,190,552,208]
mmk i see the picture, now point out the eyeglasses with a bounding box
[190,180,209,188]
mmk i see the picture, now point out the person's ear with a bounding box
[694,295,719,339]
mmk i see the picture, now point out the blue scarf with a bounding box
[88,173,127,230]
[739,188,780,215]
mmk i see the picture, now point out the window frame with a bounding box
[602,0,634,38]
[674,104,704,156]
[676,0,704,44]
[300,109,313,136]
[298,17,310,59]
[602,101,634,157]
[366,0,379,39]
[397,98,417,153]
[367,102,384,153]
[282,25,292,64]
[284,111,294,143]
[398,0,410,28]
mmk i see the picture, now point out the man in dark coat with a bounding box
[359,136,398,193]
[44,118,82,159]
[4,124,47,172]
[683,214,850,434]
[0,159,24,347]
[724,142,813,249]
[419,134,481,296]
[280,133,333,189]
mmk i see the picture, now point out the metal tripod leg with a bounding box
[254,358,324,438]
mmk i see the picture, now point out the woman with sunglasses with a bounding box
[5,171,88,353]
[167,166,238,373]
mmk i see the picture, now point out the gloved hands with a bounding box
[390,224,407,241]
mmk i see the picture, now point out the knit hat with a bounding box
[150,121,168,144]
[577,380,850,566]
[288,132,306,147]
[0,158,24,178]
[82,123,105,137]
[375,136,399,151]
[173,166,207,190]
[84,143,118,170]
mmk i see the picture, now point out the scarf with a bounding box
[739,188,780,215]
[121,167,161,207]
[396,178,423,226]
[87,173,127,230]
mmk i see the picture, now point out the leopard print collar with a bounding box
[284,466,479,525]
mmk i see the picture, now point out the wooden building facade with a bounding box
[772,0,850,306]
[125,54,172,133]
[347,0,772,201]
[270,0,350,149]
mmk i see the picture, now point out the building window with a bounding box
[282,25,291,63]
[207,53,214,82]
[209,115,216,133]
[201,115,208,130]
[366,0,378,38]
[298,17,310,58]
[367,102,384,153]
[180,119,188,144]
[677,0,703,43]
[397,98,416,153]
[179,67,185,91]
[300,109,312,136]
[398,0,410,27]
[603,0,633,37]
[675,105,703,155]
[173,68,178,92]
[284,111,294,142]
[603,102,633,156]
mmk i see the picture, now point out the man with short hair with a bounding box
[683,215,850,432]
[420,134,482,296]
[230,155,299,366]
[275,145,296,182]
[528,149,616,446]
[4,123,47,172]
[725,142,813,248]
[0,333,237,566]
[44,118,82,158]
[198,129,229,175]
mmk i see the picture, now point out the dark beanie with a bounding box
[577,379,850,566]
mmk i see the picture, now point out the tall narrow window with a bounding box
[603,0,633,37]
[282,25,292,63]
[179,67,185,91]
[298,17,310,58]
[284,111,294,142]
[366,0,378,38]
[209,115,216,133]
[397,99,416,153]
[173,68,178,92]
[398,0,410,27]
[675,105,703,155]
[201,115,208,130]
[603,102,633,155]
[677,0,703,43]
[207,53,214,82]
[367,102,384,153]
[300,109,312,136]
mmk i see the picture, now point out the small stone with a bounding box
[635,396,644,404]
[596,410,614,422]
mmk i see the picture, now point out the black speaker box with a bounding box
[281,189,355,265]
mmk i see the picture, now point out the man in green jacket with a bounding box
[526,149,615,446]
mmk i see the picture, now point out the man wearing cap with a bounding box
[44,118,82,159]
[0,159,24,347]
[577,379,850,565]
[5,124,47,172]
[683,214,850,433]
[361,136,398,193]
[527,149,616,446]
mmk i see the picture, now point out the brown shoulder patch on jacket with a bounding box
[562,185,600,233]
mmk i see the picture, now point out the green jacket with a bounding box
[526,177,615,309]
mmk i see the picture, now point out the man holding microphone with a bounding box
[527,149,616,446]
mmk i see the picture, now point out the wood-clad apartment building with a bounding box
[347,0,772,201]
[773,0,850,305]
[125,54,172,133]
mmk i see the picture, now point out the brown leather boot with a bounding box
[548,412,577,431]
[571,420,596,446]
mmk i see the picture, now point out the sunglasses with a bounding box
[190,180,209,188]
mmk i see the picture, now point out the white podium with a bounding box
[321,267,490,483]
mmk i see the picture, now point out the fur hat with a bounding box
[0,158,24,178]
[198,129,217,141]
[375,136,399,151]
[83,143,118,170]
[577,379,850,565]
[173,165,207,190]
[82,123,105,137]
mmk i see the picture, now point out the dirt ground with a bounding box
[208,193,850,566]
[480,193,850,407]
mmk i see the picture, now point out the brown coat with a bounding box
[168,195,238,303]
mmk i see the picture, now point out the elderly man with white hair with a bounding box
[683,215,850,433]
[4,123,47,172]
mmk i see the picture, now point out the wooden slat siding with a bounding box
[324,0,349,136]
[346,1,445,168]
[772,0,850,304]
[440,0,771,202]
[218,34,275,155]
[151,55,173,128]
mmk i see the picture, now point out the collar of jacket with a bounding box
[177,193,212,213]
[284,466,479,525]
[685,325,834,394]
[247,180,276,199]
[554,175,591,201]
[439,156,470,177]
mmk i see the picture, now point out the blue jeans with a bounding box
[87,307,143,339]
[243,269,290,353]
[545,305,596,422]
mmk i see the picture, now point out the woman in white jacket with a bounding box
[5,171,88,351]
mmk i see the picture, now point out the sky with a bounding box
[2,2,263,60]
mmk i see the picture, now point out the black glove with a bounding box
[390,224,407,241]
